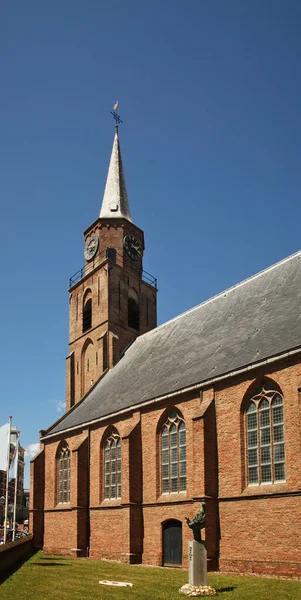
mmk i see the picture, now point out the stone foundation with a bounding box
[179,584,216,597]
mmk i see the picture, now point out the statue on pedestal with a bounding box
[185,502,206,542]
[180,503,216,595]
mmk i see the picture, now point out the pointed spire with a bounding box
[99,126,132,222]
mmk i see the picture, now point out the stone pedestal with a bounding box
[188,540,207,586]
[179,540,216,597]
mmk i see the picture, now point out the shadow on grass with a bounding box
[39,556,70,561]
[30,562,70,567]
[216,587,236,594]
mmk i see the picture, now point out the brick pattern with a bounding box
[29,448,45,548]
[30,210,301,576]
[66,219,157,410]
[31,356,301,575]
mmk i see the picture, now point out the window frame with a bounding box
[161,411,186,495]
[245,385,286,486]
[58,444,71,504]
[103,432,121,500]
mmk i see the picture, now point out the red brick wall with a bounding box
[89,506,130,561]
[40,355,301,575]
[66,220,157,410]
[215,356,301,575]
[42,431,89,556]
[218,496,301,576]
[216,357,301,498]
[139,393,218,566]
[88,414,143,562]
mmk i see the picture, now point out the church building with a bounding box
[30,120,301,577]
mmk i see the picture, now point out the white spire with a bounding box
[99,127,132,221]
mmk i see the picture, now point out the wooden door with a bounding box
[163,520,182,566]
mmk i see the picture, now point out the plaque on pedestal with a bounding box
[188,540,207,587]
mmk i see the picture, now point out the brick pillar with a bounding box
[192,388,219,570]
[191,416,205,498]
[29,449,45,549]
[122,416,143,563]
[108,331,120,369]
[72,435,89,556]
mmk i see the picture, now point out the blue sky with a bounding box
[1,1,300,487]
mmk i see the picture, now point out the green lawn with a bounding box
[1,552,301,600]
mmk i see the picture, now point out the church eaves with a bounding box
[99,127,132,221]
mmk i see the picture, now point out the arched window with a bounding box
[161,411,186,494]
[128,298,140,330]
[104,432,121,500]
[246,384,285,485]
[83,298,92,332]
[58,443,70,504]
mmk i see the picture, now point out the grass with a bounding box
[1,552,301,600]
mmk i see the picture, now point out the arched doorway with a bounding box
[162,520,182,566]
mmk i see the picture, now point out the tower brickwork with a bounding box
[66,127,157,410]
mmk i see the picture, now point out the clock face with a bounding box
[84,235,99,261]
[123,234,142,261]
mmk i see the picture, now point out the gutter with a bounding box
[40,345,301,441]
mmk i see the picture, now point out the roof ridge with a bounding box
[139,249,301,339]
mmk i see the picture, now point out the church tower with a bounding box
[66,119,157,410]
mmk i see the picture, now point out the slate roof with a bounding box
[46,251,301,437]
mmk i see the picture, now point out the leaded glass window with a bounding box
[58,444,70,504]
[161,411,186,494]
[246,385,285,485]
[104,432,121,500]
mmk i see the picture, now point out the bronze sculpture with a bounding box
[185,502,206,542]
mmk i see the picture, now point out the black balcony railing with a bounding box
[69,250,157,289]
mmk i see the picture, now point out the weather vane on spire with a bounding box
[110,101,123,128]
